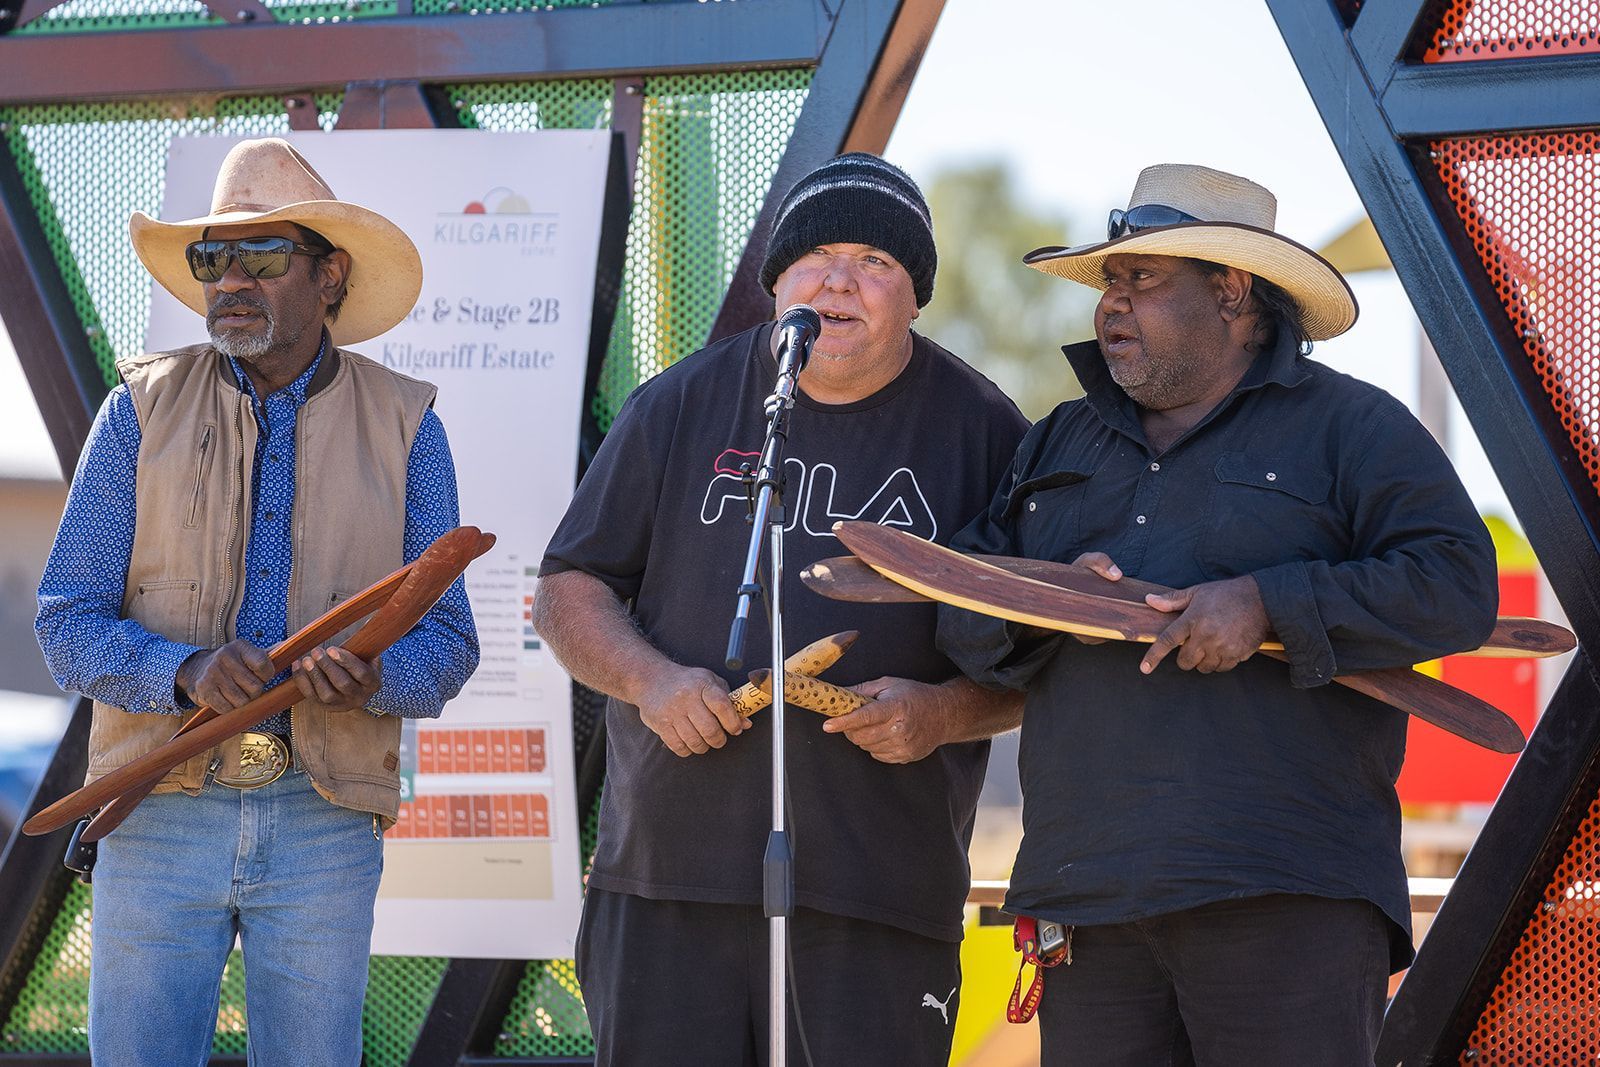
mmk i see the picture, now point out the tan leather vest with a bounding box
[87,342,437,823]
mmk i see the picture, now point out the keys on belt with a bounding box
[214,731,290,789]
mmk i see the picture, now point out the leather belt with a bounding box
[214,731,289,790]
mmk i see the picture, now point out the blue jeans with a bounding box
[88,769,383,1067]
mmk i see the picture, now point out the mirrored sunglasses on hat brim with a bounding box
[1107,203,1203,241]
[185,236,332,283]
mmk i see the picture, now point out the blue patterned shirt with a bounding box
[36,342,479,723]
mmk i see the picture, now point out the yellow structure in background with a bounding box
[952,918,1036,1066]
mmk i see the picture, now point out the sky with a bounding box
[0,0,1516,521]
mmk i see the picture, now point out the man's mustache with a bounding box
[206,294,271,329]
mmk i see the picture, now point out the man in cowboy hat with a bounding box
[937,163,1498,1063]
[535,153,1028,1064]
[35,136,478,1066]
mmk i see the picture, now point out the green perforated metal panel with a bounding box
[11,0,409,35]
[0,94,344,390]
[492,790,604,1057]
[414,0,620,15]
[0,882,443,1065]
[448,68,810,432]
[1,64,809,1064]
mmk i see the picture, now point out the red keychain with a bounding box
[1008,915,1071,1024]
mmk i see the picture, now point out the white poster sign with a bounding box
[147,130,608,960]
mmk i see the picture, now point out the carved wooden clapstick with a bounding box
[81,562,420,842]
[747,669,871,718]
[25,526,495,838]
[728,630,859,717]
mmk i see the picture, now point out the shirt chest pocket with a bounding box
[1198,452,1345,577]
[1006,469,1093,562]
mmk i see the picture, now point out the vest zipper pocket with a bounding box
[185,424,216,529]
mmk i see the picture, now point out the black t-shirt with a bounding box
[542,323,1028,941]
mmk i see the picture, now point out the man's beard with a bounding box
[207,296,299,361]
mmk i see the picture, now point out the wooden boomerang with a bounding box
[79,559,421,843]
[24,526,495,838]
[801,556,1574,660]
[727,631,861,717]
[830,521,1526,755]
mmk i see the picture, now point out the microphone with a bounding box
[770,304,822,382]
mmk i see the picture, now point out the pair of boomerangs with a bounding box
[797,520,1576,755]
[23,526,496,841]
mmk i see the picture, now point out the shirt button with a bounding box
[264,510,275,521]
[1136,515,1147,525]
[1266,472,1278,481]
[254,630,264,640]
[1027,501,1037,513]
[270,453,281,462]
[1149,462,1160,472]
[258,567,270,577]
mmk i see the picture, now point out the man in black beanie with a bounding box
[535,153,1029,1064]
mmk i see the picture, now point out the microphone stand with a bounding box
[726,323,808,1067]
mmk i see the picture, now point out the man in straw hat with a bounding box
[35,136,478,1065]
[937,163,1498,1063]
[536,153,1028,1063]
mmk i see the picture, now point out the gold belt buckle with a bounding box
[215,731,289,790]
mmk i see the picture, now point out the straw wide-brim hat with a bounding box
[130,137,421,346]
[1024,164,1357,341]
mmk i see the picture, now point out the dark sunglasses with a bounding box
[1107,203,1202,241]
[185,236,332,282]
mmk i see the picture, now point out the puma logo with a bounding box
[921,985,956,1025]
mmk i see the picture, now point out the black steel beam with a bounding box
[710,0,944,341]
[1385,55,1600,136]
[0,698,90,1034]
[0,137,105,473]
[1269,0,1600,638]
[1349,0,1428,85]
[405,958,529,1067]
[1270,0,1600,1061]
[1380,654,1600,1064]
[0,0,829,105]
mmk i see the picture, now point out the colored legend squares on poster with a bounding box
[390,793,552,839]
[416,728,547,774]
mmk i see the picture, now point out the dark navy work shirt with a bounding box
[936,332,1498,969]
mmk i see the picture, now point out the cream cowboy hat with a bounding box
[130,137,422,346]
[1023,163,1358,341]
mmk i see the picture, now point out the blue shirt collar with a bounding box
[228,330,329,407]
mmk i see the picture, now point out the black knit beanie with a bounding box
[759,153,937,308]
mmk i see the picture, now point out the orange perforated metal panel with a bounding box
[1456,785,1600,1063]
[1421,0,1600,62]
[1429,132,1600,500]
